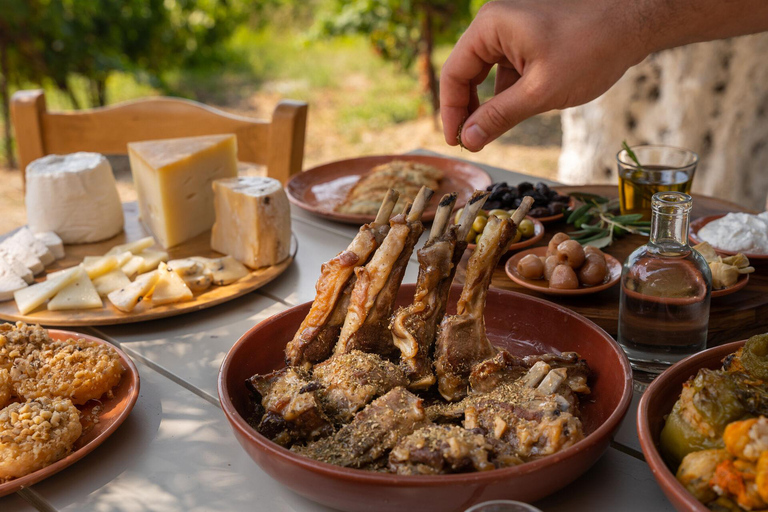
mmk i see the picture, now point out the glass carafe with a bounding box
[618,192,711,380]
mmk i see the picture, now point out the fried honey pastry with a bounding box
[0,369,11,409]
[0,397,82,479]
[11,338,124,405]
[0,322,52,371]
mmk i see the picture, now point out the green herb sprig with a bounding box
[622,140,644,170]
[565,192,651,248]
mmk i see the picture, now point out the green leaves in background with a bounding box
[566,192,650,248]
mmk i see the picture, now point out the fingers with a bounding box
[460,74,546,151]
[494,65,521,96]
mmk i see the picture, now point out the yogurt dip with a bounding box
[697,212,768,254]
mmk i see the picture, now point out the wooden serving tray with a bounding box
[455,185,768,347]
[0,202,296,326]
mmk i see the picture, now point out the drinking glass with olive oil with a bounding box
[617,145,698,220]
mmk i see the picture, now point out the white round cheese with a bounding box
[25,152,124,244]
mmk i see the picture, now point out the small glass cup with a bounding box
[617,145,698,221]
[465,500,543,512]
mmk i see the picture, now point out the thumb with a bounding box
[460,76,545,151]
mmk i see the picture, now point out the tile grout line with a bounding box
[85,327,222,410]
[610,440,646,462]
[16,488,57,512]
[255,289,296,307]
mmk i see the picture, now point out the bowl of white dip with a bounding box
[690,212,768,259]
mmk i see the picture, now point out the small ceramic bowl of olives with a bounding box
[454,208,545,253]
[484,181,573,223]
[503,234,622,296]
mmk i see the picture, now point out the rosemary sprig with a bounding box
[622,140,644,170]
[565,193,650,248]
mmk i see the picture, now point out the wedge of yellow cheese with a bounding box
[128,135,238,248]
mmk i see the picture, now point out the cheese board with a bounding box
[0,202,296,326]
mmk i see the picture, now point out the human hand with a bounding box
[440,0,649,151]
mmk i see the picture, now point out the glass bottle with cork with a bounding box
[618,191,712,381]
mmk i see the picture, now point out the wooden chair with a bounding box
[10,89,308,185]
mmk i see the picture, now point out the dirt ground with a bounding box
[0,93,560,234]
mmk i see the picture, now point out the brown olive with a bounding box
[517,254,544,279]
[547,233,570,257]
[550,265,580,289]
[556,239,586,269]
[578,253,608,286]
[584,246,605,259]
[543,255,559,281]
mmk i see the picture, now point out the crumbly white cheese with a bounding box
[33,232,65,259]
[25,152,124,244]
[697,211,768,254]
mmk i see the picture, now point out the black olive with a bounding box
[484,200,501,210]
[549,202,566,214]
[489,189,506,202]
[553,194,571,203]
[517,182,534,193]
[501,191,515,205]
[529,206,550,217]
[535,182,551,196]
[512,197,523,208]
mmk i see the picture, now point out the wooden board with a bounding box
[286,154,492,224]
[454,185,768,347]
[0,202,296,326]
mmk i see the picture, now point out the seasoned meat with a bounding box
[247,367,333,447]
[388,424,522,475]
[313,350,407,423]
[293,387,429,468]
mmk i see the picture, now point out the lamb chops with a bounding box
[391,191,489,389]
[334,186,434,358]
[434,196,534,402]
[285,189,400,368]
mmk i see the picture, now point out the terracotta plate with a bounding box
[466,216,545,253]
[286,155,492,224]
[218,284,633,512]
[0,329,140,498]
[504,246,621,296]
[711,272,750,298]
[0,202,297,327]
[689,214,768,260]
[637,340,745,512]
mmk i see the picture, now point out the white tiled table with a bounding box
[3,150,674,512]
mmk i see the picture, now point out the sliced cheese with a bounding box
[128,134,238,248]
[14,266,83,315]
[167,258,213,292]
[92,269,132,297]
[48,270,102,310]
[82,255,118,279]
[151,263,193,306]
[0,239,44,275]
[0,259,28,301]
[10,227,55,266]
[107,270,159,313]
[33,231,65,259]
[211,177,291,269]
[0,251,34,284]
[191,256,249,285]
[106,237,156,256]
[25,152,124,243]
[137,249,168,273]
[121,256,144,279]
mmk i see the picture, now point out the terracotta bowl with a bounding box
[637,340,745,512]
[218,284,633,512]
[689,214,768,261]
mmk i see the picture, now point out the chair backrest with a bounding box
[10,90,308,184]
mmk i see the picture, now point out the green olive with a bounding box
[472,216,488,234]
[511,230,522,244]
[477,210,489,218]
[454,208,464,225]
[474,233,483,245]
[507,209,517,217]
[465,228,477,243]
[518,218,535,238]
[488,209,510,219]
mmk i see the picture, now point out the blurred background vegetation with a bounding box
[0,0,561,175]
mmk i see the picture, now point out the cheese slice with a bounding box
[10,228,55,266]
[191,256,249,285]
[25,152,124,243]
[82,255,118,279]
[211,177,291,269]
[137,249,168,273]
[107,270,159,312]
[121,256,144,279]
[0,239,44,275]
[34,232,65,259]
[48,270,102,310]
[128,135,238,248]
[84,251,133,269]
[14,266,83,314]
[150,263,193,306]
[167,258,213,292]
[0,259,28,301]
[92,269,132,297]
[106,236,156,256]
[0,251,34,284]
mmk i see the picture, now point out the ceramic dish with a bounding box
[689,214,768,261]
[0,203,297,327]
[285,155,492,225]
[711,273,750,299]
[637,340,745,512]
[504,247,621,296]
[0,329,140,498]
[218,284,633,512]
[466,216,545,254]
